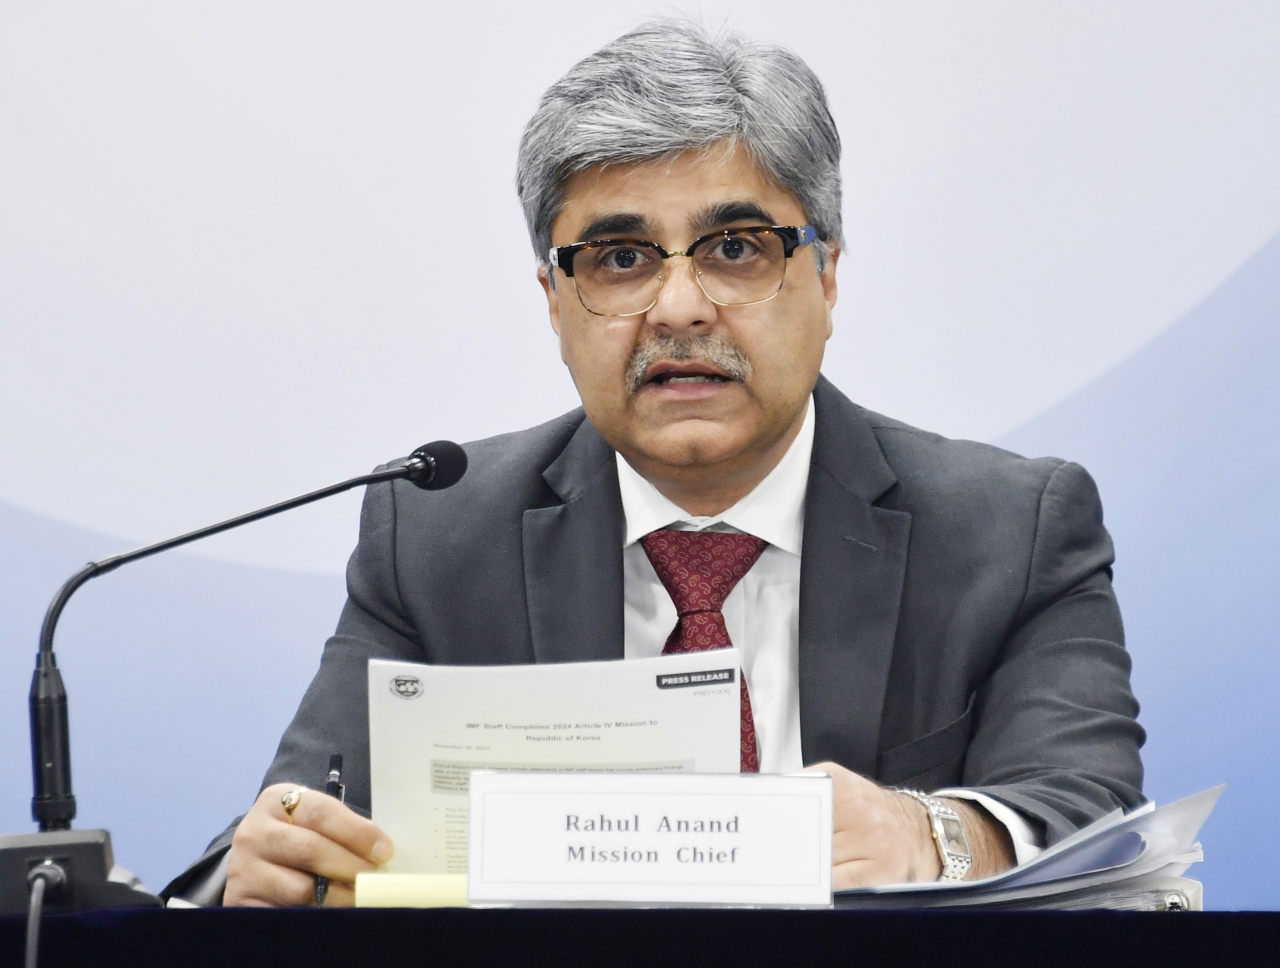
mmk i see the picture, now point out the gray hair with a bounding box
[516,19,843,270]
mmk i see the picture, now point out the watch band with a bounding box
[896,789,972,882]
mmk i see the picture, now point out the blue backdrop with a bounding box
[998,230,1280,909]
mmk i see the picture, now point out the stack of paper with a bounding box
[835,786,1222,911]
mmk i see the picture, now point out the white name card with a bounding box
[467,771,832,908]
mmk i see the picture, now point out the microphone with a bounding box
[2,441,467,920]
[403,440,468,491]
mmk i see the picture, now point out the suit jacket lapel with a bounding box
[523,415,626,664]
[799,376,911,776]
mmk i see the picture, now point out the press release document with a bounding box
[369,651,742,873]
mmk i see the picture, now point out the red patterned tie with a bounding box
[640,529,767,772]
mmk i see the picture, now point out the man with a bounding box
[168,19,1144,907]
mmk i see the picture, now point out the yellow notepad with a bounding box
[355,873,468,908]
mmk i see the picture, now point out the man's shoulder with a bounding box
[387,406,594,526]
[813,376,1092,521]
[861,408,1068,494]
[458,407,590,484]
[816,381,1115,622]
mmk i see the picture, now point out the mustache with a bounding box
[623,333,754,395]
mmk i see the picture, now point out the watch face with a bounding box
[940,816,969,856]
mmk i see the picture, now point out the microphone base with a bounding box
[0,829,162,916]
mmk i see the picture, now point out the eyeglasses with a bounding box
[549,225,817,317]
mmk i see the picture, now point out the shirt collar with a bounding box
[615,395,814,556]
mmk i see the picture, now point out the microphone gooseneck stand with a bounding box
[1,441,468,966]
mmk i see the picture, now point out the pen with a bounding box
[315,753,345,907]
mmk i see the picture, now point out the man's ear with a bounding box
[538,264,562,337]
[821,243,840,338]
[821,243,840,308]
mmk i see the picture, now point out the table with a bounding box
[3,907,1278,967]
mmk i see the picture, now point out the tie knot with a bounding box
[640,529,767,616]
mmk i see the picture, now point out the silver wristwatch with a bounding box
[897,789,972,881]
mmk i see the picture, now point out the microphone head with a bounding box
[408,440,468,490]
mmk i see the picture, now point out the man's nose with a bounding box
[644,255,717,331]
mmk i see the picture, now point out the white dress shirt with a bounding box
[616,396,1043,865]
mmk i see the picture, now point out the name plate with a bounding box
[467,771,832,907]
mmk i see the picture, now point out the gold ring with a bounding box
[281,788,303,822]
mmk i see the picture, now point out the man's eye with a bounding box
[586,245,655,276]
[610,248,640,269]
[592,245,651,272]
[711,235,763,261]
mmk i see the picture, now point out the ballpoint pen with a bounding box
[315,754,345,907]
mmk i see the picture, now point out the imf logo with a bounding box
[390,674,424,699]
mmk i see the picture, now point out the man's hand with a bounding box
[804,762,1014,889]
[224,783,395,907]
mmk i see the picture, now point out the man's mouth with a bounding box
[644,364,736,387]
[624,334,754,395]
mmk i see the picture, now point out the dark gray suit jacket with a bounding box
[166,375,1143,901]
